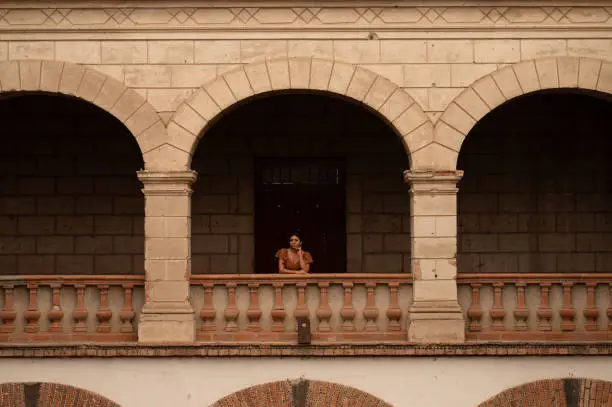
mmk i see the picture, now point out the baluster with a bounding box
[247,283,261,332]
[386,282,401,331]
[47,284,64,333]
[363,282,379,332]
[537,282,553,331]
[96,285,112,333]
[316,282,332,332]
[341,282,355,332]
[584,282,599,332]
[200,283,216,332]
[490,282,505,331]
[224,283,238,332]
[72,284,88,333]
[0,284,17,333]
[560,282,576,331]
[467,283,483,332]
[271,282,285,332]
[23,283,41,334]
[119,284,135,333]
[608,284,612,333]
[513,282,529,331]
[294,282,309,322]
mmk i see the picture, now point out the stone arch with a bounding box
[0,59,165,170]
[210,378,392,407]
[435,56,612,170]
[0,381,120,406]
[167,57,434,171]
[477,378,612,407]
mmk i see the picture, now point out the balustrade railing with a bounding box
[0,276,144,342]
[458,273,612,341]
[5,272,611,344]
[190,274,413,343]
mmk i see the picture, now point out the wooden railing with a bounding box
[457,273,612,341]
[0,276,144,342]
[190,274,413,343]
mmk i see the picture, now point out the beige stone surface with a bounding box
[102,41,147,64]
[475,40,520,63]
[56,41,101,64]
[0,2,611,344]
[403,64,450,88]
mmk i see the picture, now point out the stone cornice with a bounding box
[404,170,463,193]
[138,170,197,195]
[1,342,612,358]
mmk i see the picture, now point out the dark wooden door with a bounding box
[254,158,346,274]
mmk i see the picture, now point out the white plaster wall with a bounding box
[2,356,611,407]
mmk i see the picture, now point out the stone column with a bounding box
[137,170,197,343]
[404,170,465,343]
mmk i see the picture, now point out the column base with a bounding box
[138,302,196,344]
[408,300,466,343]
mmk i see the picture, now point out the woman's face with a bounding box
[289,235,301,249]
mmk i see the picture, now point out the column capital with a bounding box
[138,170,197,196]
[403,170,463,194]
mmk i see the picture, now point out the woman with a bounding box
[276,234,313,274]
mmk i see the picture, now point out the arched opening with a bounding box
[457,89,612,274]
[210,379,392,407]
[0,92,144,276]
[0,381,120,406]
[191,91,410,274]
[478,378,612,406]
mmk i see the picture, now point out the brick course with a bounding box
[0,382,119,407]
[211,379,392,407]
[479,378,612,407]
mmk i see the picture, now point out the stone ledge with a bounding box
[1,342,612,358]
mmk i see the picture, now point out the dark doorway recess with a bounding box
[254,157,347,274]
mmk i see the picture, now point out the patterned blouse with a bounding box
[275,248,313,271]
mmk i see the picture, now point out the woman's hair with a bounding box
[289,233,302,242]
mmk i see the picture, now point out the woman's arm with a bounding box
[297,249,310,274]
[278,258,289,274]
[278,258,302,274]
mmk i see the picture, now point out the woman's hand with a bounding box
[297,248,304,258]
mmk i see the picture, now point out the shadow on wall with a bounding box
[0,382,119,407]
[210,378,392,407]
[478,378,612,407]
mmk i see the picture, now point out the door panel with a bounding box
[254,158,346,274]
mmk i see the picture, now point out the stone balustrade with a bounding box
[457,273,612,341]
[4,273,612,343]
[190,274,413,343]
[0,276,144,342]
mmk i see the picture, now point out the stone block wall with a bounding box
[458,91,612,274]
[3,36,611,126]
[0,4,610,283]
[191,93,410,274]
[0,93,144,275]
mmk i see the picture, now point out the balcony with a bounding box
[457,273,612,341]
[1,272,612,345]
[0,274,411,344]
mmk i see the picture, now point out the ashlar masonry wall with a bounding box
[191,93,411,274]
[458,91,612,274]
[0,93,144,275]
[3,35,611,127]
